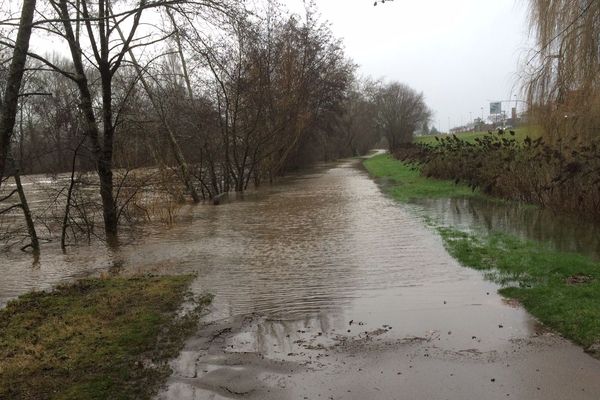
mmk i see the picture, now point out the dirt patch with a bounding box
[501,298,521,308]
[585,342,600,358]
[565,274,594,285]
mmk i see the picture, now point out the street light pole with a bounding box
[513,94,518,125]
[481,107,484,130]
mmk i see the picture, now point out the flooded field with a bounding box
[1,158,600,399]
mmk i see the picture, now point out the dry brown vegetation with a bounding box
[525,0,600,143]
[396,129,600,220]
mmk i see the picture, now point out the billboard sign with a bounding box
[490,102,502,115]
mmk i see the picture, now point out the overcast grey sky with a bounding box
[284,0,532,131]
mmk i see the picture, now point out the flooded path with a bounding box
[155,159,600,399]
[2,158,600,399]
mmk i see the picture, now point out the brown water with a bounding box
[1,158,600,399]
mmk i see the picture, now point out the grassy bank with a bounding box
[363,153,485,201]
[440,228,600,350]
[364,154,600,353]
[0,275,210,400]
[405,128,600,221]
[415,126,540,145]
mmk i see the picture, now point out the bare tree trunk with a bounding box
[98,70,119,240]
[54,0,119,241]
[61,139,83,251]
[0,0,37,188]
[166,8,195,100]
[14,172,39,255]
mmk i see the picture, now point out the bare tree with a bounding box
[172,4,355,193]
[374,81,431,152]
[111,12,200,203]
[338,79,380,156]
[21,0,227,240]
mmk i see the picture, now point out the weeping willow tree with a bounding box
[525,0,600,143]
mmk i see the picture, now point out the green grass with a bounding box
[364,152,600,353]
[0,275,211,400]
[439,228,600,350]
[363,153,484,201]
[415,126,540,145]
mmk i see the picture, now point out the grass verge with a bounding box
[0,275,211,400]
[364,153,600,353]
[415,126,540,145]
[363,153,484,201]
[439,228,600,351]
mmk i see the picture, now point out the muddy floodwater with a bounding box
[2,158,600,399]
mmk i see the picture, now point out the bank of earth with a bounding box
[0,274,210,400]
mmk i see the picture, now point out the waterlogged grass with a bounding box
[363,153,483,201]
[365,153,600,351]
[439,228,600,349]
[0,275,210,400]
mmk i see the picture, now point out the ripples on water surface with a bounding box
[1,158,599,317]
[1,160,457,313]
[115,160,470,320]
